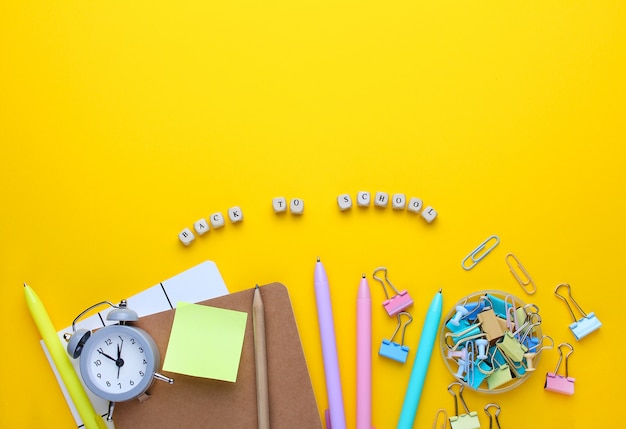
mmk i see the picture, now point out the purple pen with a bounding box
[314,257,347,429]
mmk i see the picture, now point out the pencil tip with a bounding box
[255,284,259,289]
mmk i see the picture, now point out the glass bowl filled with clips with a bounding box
[439,290,551,393]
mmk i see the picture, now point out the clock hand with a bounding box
[97,349,117,362]
[116,340,124,379]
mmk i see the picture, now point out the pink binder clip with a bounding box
[373,267,413,317]
[545,343,575,395]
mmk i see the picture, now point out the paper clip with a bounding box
[447,382,480,429]
[432,408,448,429]
[545,343,575,395]
[554,283,602,340]
[484,404,501,429]
[379,311,412,363]
[462,235,500,270]
[505,253,536,295]
[372,267,413,316]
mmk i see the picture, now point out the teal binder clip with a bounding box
[554,283,601,340]
[379,311,412,363]
[447,382,481,429]
[471,360,492,389]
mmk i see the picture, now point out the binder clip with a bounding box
[496,306,529,363]
[447,382,481,429]
[505,253,537,295]
[379,311,412,363]
[470,360,492,390]
[373,267,413,316]
[554,283,602,340]
[486,351,513,390]
[432,408,448,429]
[477,309,504,343]
[485,293,512,319]
[484,403,501,429]
[523,335,554,372]
[461,235,500,271]
[545,343,575,395]
[463,297,491,322]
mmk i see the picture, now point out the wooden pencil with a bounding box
[253,284,270,429]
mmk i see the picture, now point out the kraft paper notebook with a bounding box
[113,282,322,429]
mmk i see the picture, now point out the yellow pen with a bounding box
[24,284,108,429]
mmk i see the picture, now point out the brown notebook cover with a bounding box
[113,282,322,429]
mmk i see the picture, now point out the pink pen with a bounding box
[357,274,373,429]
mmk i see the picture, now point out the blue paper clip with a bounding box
[379,311,412,363]
[462,235,500,270]
[554,283,601,340]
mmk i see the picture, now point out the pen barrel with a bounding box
[24,285,108,429]
[314,263,347,429]
[356,297,371,429]
[397,291,442,429]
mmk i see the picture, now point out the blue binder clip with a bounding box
[554,283,602,341]
[379,311,412,363]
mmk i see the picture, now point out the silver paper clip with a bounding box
[554,283,601,340]
[505,253,536,295]
[484,403,501,429]
[462,235,500,270]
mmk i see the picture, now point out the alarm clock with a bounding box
[65,300,173,420]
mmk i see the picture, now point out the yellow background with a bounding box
[1,1,624,428]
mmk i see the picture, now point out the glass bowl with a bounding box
[439,290,545,393]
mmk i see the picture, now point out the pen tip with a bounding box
[438,288,442,293]
[317,256,320,262]
[362,273,366,278]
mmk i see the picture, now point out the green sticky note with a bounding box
[163,302,248,382]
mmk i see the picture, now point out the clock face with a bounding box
[80,325,159,402]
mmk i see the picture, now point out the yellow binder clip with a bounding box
[484,403,501,429]
[447,382,480,429]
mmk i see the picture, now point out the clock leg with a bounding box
[154,372,174,384]
[106,401,115,421]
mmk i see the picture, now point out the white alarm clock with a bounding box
[65,300,173,420]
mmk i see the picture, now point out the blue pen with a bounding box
[397,289,443,429]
